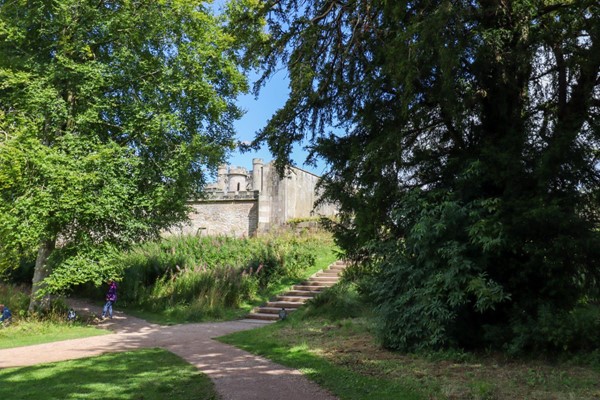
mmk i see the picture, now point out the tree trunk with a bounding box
[28,238,56,313]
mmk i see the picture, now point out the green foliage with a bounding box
[0,283,30,319]
[0,349,219,400]
[504,304,600,355]
[140,266,258,320]
[286,217,323,226]
[240,1,600,353]
[368,190,512,350]
[368,188,600,353]
[0,0,264,301]
[98,233,335,321]
[303,282,369,321]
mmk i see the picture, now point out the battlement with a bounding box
[203,189,259,201]
[228,167,248,175]
[166,160,338,237]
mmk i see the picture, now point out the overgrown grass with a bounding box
[0,348,218,400]
[219,283,600,400]
[100,231,339,324]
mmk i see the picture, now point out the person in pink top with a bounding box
[101,281,118,319]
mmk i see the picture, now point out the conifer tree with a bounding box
[243,0,600,351]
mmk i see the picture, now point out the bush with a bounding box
[362,188,600,355]
[501,304,600,355]
[367,192,510,351]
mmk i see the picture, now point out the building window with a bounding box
[237,182,240,191]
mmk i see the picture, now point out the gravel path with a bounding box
[0,300,337,400]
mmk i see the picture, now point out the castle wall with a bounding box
[165,160,338,238]
[257,163,338,232]
[168,198,258,237]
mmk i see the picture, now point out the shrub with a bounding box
[501,303,600,355]
[363,188,600,355]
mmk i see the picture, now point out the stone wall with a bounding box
[168,198,258,237]
[257,164,338,230]
[165,160,338,238]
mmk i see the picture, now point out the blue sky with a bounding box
[211,0,326,176]
[226,71,327,176]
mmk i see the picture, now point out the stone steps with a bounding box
[291,286,326,292]
[245,260,348,321]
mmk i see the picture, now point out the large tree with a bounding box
[0,0,263,311]
[242,1,600,351]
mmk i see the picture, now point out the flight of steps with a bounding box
[245,260,347,322]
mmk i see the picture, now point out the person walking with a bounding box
[101,281,118,319]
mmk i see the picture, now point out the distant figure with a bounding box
[0,304,12,326]
[278,307,287,321]
[101,281,118,319]
[67,308,77,321]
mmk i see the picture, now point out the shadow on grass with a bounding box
[0,348,218,400]
[218,327,424,400]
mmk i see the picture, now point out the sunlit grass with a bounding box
[219,319,424,400]
[118,231,340,325]
[0,320,109,349]
[218,285,600,400]
[0,348,218,400]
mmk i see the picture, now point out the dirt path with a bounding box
[0,300,337,400]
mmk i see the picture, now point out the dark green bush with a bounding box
[365,188,600,355]
[369,191,509,351]
[501,304,600,355]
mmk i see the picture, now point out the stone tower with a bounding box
[228,166,249,192]
[252,158,263,191]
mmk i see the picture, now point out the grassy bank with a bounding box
[111,231,339,324]
[0,348,218,400]
[1,231,339,345]
[219,284,600,400]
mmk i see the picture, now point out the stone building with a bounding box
[168,159,338,237]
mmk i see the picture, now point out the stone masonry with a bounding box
[167,159,338,237]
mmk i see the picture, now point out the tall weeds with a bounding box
[113,232,336,320]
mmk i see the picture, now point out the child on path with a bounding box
[101,281,118,319]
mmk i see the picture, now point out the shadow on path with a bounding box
[0,299,337,400]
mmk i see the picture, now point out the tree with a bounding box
[0,0,263,311]
[242,1,600,351]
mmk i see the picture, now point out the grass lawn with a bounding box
[0,320,109,349]
[0,348,218,400]
[218,312,600,400]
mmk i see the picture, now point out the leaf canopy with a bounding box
[0,0,263,290]
[241,0,600,351]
